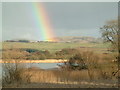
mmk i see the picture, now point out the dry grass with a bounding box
[2,42,118,88]
[22,67,118,84]
[23,69,89,83]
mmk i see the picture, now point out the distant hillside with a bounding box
[4,36,103,43]
[53,36,102,43]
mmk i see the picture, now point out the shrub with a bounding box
[2,60,32,87]
[58,49,100,80]
[2,60,24,87]
[68,53,88,70]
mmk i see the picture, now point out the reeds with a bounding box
[24,68,117,84]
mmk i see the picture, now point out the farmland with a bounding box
[2,41,111,53]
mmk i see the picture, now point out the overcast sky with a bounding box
[2,2,118,41]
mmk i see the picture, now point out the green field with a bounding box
[2,42,111,53]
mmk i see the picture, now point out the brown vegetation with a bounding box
[2,46,118,88]
[2,60,32,87]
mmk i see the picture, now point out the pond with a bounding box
[27,63,64,69]
[0,62,64,76]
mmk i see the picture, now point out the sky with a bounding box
[1,2,118,41]
[0,2,2,41]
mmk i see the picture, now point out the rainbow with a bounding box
[31,2,56,41]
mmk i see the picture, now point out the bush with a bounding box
[58,50,99,74]
[2,60,32,87]
[2,61,24,87]
[68,53,88,70]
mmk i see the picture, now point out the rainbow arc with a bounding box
[32,2,56,41]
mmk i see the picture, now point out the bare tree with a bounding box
[100,20,118,50]
[100,20,120,78]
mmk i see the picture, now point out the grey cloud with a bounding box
[2,2,117,40]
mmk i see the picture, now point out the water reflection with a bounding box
[28,63,63,69]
